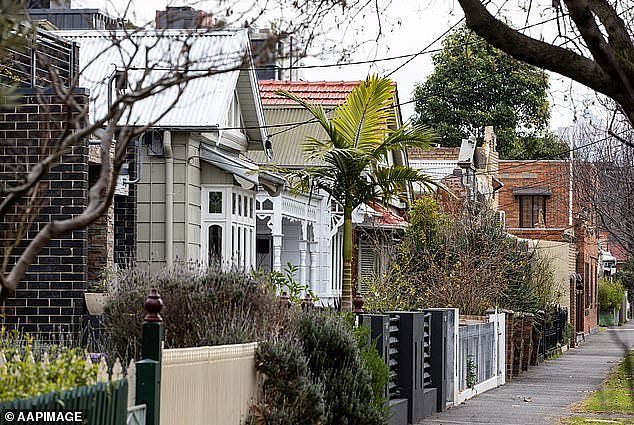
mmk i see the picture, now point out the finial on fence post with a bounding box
[352,292,364,314]
[144,288,163,322]
[137,287,164,425]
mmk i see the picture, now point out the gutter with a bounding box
[164,130,174,267]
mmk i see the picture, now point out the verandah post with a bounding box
[136,288,164,425]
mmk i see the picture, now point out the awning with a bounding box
[512,187,552,196]
[199,145,285,196]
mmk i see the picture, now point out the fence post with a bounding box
[136,288,164,425]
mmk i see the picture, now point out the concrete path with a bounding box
[417,321,634,425]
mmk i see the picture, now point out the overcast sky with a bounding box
[73,0,599,130]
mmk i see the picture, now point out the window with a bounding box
[249,198,253,218]
[208,192,222,214]
[232,193,236,214]
[208,225,222,262]
[238,195,242,217]
[519,195,547,228]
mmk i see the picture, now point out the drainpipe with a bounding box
[164,130,174,267]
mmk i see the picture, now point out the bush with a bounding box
[296,311,384,425]
[342,313,389,413]
[247,339,325,425]
[0,329,97,401]
[366,198,559,314]
[102,264,287,360]
[246,310,386,425]
[599,278,625,310]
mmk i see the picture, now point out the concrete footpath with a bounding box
[417,321,634,425]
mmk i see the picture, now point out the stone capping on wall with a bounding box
[162,342,258,365]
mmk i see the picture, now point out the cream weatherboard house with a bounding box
[60,29,284,272]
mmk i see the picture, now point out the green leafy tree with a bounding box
[413,27,568,159]
[276,74,436,310]
[0,0,32,103]
[614,258,634,294]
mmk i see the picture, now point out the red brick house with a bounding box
[498,160,599,338]
[408,126,503,213]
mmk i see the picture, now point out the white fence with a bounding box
[160,342,258,425]
[452,312,505,405]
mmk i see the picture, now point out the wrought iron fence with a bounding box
[539,306,568,360]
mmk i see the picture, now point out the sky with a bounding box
[72,0,599,131]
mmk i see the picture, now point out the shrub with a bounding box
[366,198,559,314]
[599,278,625,310]
[102,263,287,360]
[246,310,386,425]
[342,313,389,413]
[0,329,97,401]
[246,339,324,425]
[296,311,385,425]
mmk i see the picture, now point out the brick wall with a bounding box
[0,89,89,337]
[498,160,570,231]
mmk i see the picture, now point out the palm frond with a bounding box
[370,165,437,204]
[332,75,394,151]
[373,123,437,158]
[274,90,344,148]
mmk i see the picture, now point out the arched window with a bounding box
[208,225,222,264]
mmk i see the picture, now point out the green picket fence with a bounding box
[0,379,128,425]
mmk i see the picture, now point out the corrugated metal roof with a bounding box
[246,107,329,166]
[408,159,458,181]
[259,80,359,106]
[57,29,265,141]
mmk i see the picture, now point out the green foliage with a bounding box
[247,339,325,425]
[276,74,437,309]
[342,313,389,413]
[366,197,558,314]
[599,278,626,310]
[0,329,97,401]
[296,311,385,425]
[414,26,568,160]
[103,264,287,361]
[465,355,477,389]
[0,1,32,103]
[258,262,318,304]
[614,258,634,293]
[247,311,386,425]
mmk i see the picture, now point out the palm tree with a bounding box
[276,74,437,311]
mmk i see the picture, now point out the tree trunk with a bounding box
[341,204,354,311]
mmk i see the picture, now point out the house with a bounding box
[408,126,503,211]
[247,80,411,303]
[59,29,284,272]
[497,159,599,338]
[0,29,92,335]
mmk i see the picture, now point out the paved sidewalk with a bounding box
[417,321,634,425]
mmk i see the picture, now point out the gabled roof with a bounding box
[57,29,267,145]
[259,80,360,106]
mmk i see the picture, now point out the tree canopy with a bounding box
[413,27,569,159]
[457,0,634,146]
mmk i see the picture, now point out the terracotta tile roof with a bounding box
[368,202,408,227]
[408,146,460,160]
[259,80,360,105]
